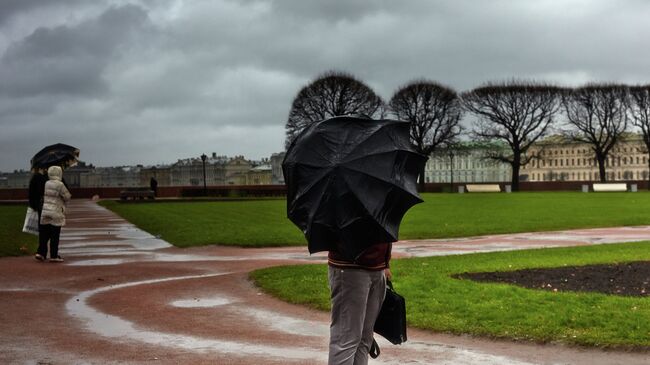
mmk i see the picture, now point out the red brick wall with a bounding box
[2,181,649,201]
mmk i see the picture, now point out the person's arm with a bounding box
[60,183,72,202]
[384,242,393,280]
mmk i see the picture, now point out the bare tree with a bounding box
[629,85,650,189]
[285,71,385,148]
[562,84,630,182]
[462,81,562,191]
[388,81,463,190]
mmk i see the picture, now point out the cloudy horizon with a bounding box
[2,0,650,171]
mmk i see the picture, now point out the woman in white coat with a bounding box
[37,166,71,262]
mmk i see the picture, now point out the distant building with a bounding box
[246,164,273,185]
[64,161,95,187]
[4,170,30,188]
[225,156,252,185]
[425,142,512,183]
[521,134,649,181]
[139,165,172,187]
[170,153,229,186]
[270,152,286,184]
[1,151,291,188]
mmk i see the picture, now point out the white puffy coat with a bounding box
[40,166,72,226]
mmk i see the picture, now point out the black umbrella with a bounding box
[283,116,427,260]
[31,143,80,169]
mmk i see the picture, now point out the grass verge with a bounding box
[100,200,305,247]
[251,242,650,348]
[0,205,38,257]
[102,192,650,248]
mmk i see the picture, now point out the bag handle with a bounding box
[369,338,380,359]
[386,279,394,291]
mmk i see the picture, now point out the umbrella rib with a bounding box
[304,174,335,235]
[290,168,333,203]
[343,120,406,159]
[340,166,423,202]
[342,149,424,166]
[338,174,376,230]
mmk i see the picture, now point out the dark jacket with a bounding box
[28,173,48,212]
[328,242,392,271]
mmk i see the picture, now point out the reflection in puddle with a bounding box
[68,259,128,266]
[236,307,328,337]
[171,297,233,308]
[65,273,326,361]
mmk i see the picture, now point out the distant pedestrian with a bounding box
[28,168,48,260]
[150,176,158,197]
[37,166,71,262]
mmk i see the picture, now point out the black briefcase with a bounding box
[374,280,407,344]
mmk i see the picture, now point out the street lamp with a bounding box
[200,153,207,196]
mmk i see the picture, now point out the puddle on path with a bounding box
[170,296,234,308]
[65,273,327,362]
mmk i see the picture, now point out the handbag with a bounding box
[375,280,407,344]
[369,280,407,358]
[22,207,39,235]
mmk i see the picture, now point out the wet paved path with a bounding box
[1,200,649,364]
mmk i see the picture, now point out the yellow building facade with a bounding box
[521,135,649,182]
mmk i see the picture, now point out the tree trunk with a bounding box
[418,164,426,192]
[511,153,521,192]
[449,153,454,193]
[647,156,650,190]
[597,156,607,182]
[511,163,520,191]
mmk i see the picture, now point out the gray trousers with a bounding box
[328,266,386,365]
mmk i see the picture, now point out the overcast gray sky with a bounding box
[1,0,650,171]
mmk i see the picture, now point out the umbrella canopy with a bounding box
[283,116,427,260]
[31,143,80,169]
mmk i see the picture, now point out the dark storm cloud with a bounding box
[0,4,149,97]
[0,0,84,25]
[2,0,650,171]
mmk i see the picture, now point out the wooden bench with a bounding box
[465,184,502,193]
[120,188,155,200]
[592,183,627,192]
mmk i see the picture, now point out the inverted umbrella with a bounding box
[31,143,80,169]
[283,116,427,261]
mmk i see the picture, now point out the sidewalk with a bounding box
[0,199,648,364]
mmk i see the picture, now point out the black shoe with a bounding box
[50,256,64,263]
[34,254,45,262]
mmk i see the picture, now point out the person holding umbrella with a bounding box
[38,166,71,262]
[29,143,78,262]
[283,116,425,364]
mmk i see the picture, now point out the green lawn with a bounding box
[101,192,650,248]
[0,205,38,256]
[251,242,650,348]
[100,200,305,247]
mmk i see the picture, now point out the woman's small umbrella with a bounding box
[31,143,80,169]
[282,116,427,261]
